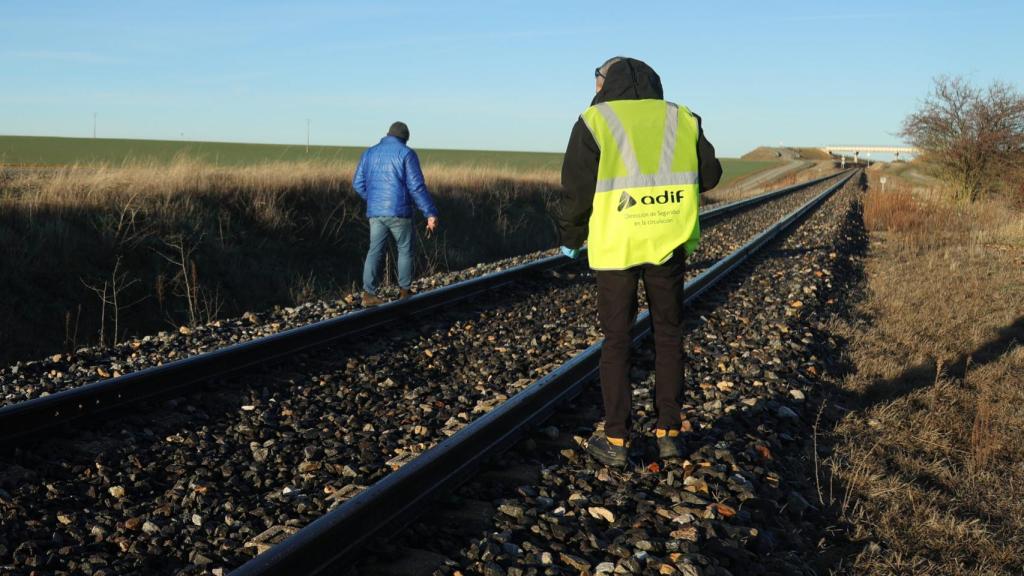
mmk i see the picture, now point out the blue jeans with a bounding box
[363,217,414,294]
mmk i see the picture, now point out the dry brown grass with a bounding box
[2,158,560,217]
[0,159,562,363]
[702,172,802,206]
[828,171,1024,574]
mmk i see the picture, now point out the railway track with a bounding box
[0,170,847,441]
[232,171,858,576]
[0,170,855,575]
[360,175,868,576]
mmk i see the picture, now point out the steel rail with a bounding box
[697,169,844,217]
[231,169,858,576]
[0,169,850,444]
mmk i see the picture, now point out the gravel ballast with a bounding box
[359,179,867,575]
[0,176,855,575]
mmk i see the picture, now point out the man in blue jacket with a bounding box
[353,121,439,306]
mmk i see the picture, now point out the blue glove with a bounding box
[560,246,581,259]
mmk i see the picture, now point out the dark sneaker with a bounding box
[362,291,384,307]
[586,432,629,468]
[399,288,414,300]
[656,434,686,461]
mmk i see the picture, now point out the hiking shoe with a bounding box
[399,288,414,300]
[362,291,384,307]
[586,432,629,468]
[656,434,686,461]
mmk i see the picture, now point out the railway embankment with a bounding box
[0,161,560,365]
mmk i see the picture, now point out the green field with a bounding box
[718,159,780,186]
[0,135,776,185]
[0,135,566,171]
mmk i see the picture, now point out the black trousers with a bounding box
[595,251,685,439]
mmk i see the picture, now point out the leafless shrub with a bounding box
[81,256,144,346]
[901,76,1024,202]
[155,235,221,326]
[417,227,449,276]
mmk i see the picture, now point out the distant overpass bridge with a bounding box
[821,145,920,159]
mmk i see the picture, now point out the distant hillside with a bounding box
[1,135,775,186]
[743,146,831,161]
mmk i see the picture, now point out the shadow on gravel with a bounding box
[681,198,872,572]
[5,268,597,452]
[544,189,874,573]
[0,267,603,572]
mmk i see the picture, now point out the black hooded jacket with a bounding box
[557,58,722,249]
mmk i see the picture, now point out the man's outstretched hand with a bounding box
[426,216,439,236]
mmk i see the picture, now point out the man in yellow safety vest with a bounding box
[557,56,722,467]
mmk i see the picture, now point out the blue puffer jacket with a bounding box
[353,136,438,219]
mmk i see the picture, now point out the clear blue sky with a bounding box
[2,1,1022,157]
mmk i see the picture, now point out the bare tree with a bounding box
[901,76,1024,202]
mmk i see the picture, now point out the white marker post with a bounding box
[879,176,887,193]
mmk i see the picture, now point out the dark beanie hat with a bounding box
[388,121,410,142]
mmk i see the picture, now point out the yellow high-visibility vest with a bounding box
[580,99,700,270]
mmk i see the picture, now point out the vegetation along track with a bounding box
[0,171,854,575]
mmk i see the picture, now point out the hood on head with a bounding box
[388,121,410,142]
[592,58,664,105]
